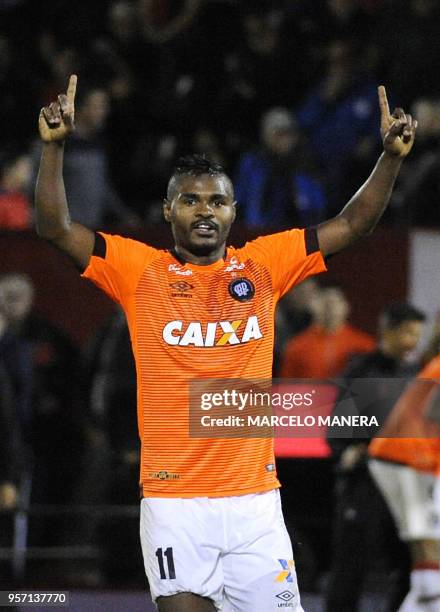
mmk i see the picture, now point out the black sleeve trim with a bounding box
[305,227,319,256]
[93,232,106,259]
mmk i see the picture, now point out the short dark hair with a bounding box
[167,154,230,200]
[174,154,225,177]
[379,302,426,331]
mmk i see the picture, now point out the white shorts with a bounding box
[140,489,303,611]
[369,459,440,541]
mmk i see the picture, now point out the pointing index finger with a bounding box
[378,85,390,120]
[67,74,77,104]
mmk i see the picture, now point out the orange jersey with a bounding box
[82,229,326,497]
[369,356,440,476]
[280,323,374,379]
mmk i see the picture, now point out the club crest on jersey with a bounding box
[229,278,255,302]
[162,316,262,347]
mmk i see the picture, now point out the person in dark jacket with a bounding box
[0,289,33,586]
[235,107,326,229]
[326,302,426,612]
[0,273,82,547]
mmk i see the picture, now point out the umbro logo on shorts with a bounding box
[276,590,295,602]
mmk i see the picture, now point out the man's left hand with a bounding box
[379,85,417,158]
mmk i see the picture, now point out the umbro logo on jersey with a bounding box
[170,281,194,292]
[162,316,262,347]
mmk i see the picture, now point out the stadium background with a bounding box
[0,0,440,609]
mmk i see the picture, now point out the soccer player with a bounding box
[35,75,416,612]
[369,357,440,611]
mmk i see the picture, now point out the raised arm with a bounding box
[317,86,417,257]
[35,75,95,271]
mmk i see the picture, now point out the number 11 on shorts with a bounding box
[155,547,176,579]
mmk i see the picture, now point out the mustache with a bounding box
[191,220,218,230]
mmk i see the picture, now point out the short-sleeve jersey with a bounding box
[369,356,440,476]
[82,229,326,497]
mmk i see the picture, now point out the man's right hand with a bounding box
[39,74,77,143]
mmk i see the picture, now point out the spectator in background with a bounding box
[281,0,378,95]
[0,273,83,546]
[235,107,326,229]
[374,0,440,107]
[37,42,82,108]
[99,1,139,67]
[274,278,321,376]
[34,85,139,229]
[0,33,35,148]
[72,308,142,587]
[0,363,20,587]
[138,0,202,45]
[280,285,374,379]
[0,368,19,512]
[217,6,296,142]
[0,152,32,230]
[137,0,205,130]
[297,39,381,212]
[326,303,426,612]
[0,276,33,586]
[390,98,440,226]
[0,312,27,512]
[0,275,33,448]
[93,309,142,586]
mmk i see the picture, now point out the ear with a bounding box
[231,200,237,223]
[163,199,171,223]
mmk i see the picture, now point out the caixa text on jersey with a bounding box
[162,316,262,347]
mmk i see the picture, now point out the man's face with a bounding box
[320,288,349,328]
[386,320,424,359]
[80,90,110,132]
[163,174,236,257]
[0,277,34,323]
[263,128,297,156]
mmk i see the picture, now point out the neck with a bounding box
[1,178,15,191]
[173,244,226,266]
[379,340,401,361]
[320,321,344,333]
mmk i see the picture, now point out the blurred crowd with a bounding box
[0,0,440,230]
